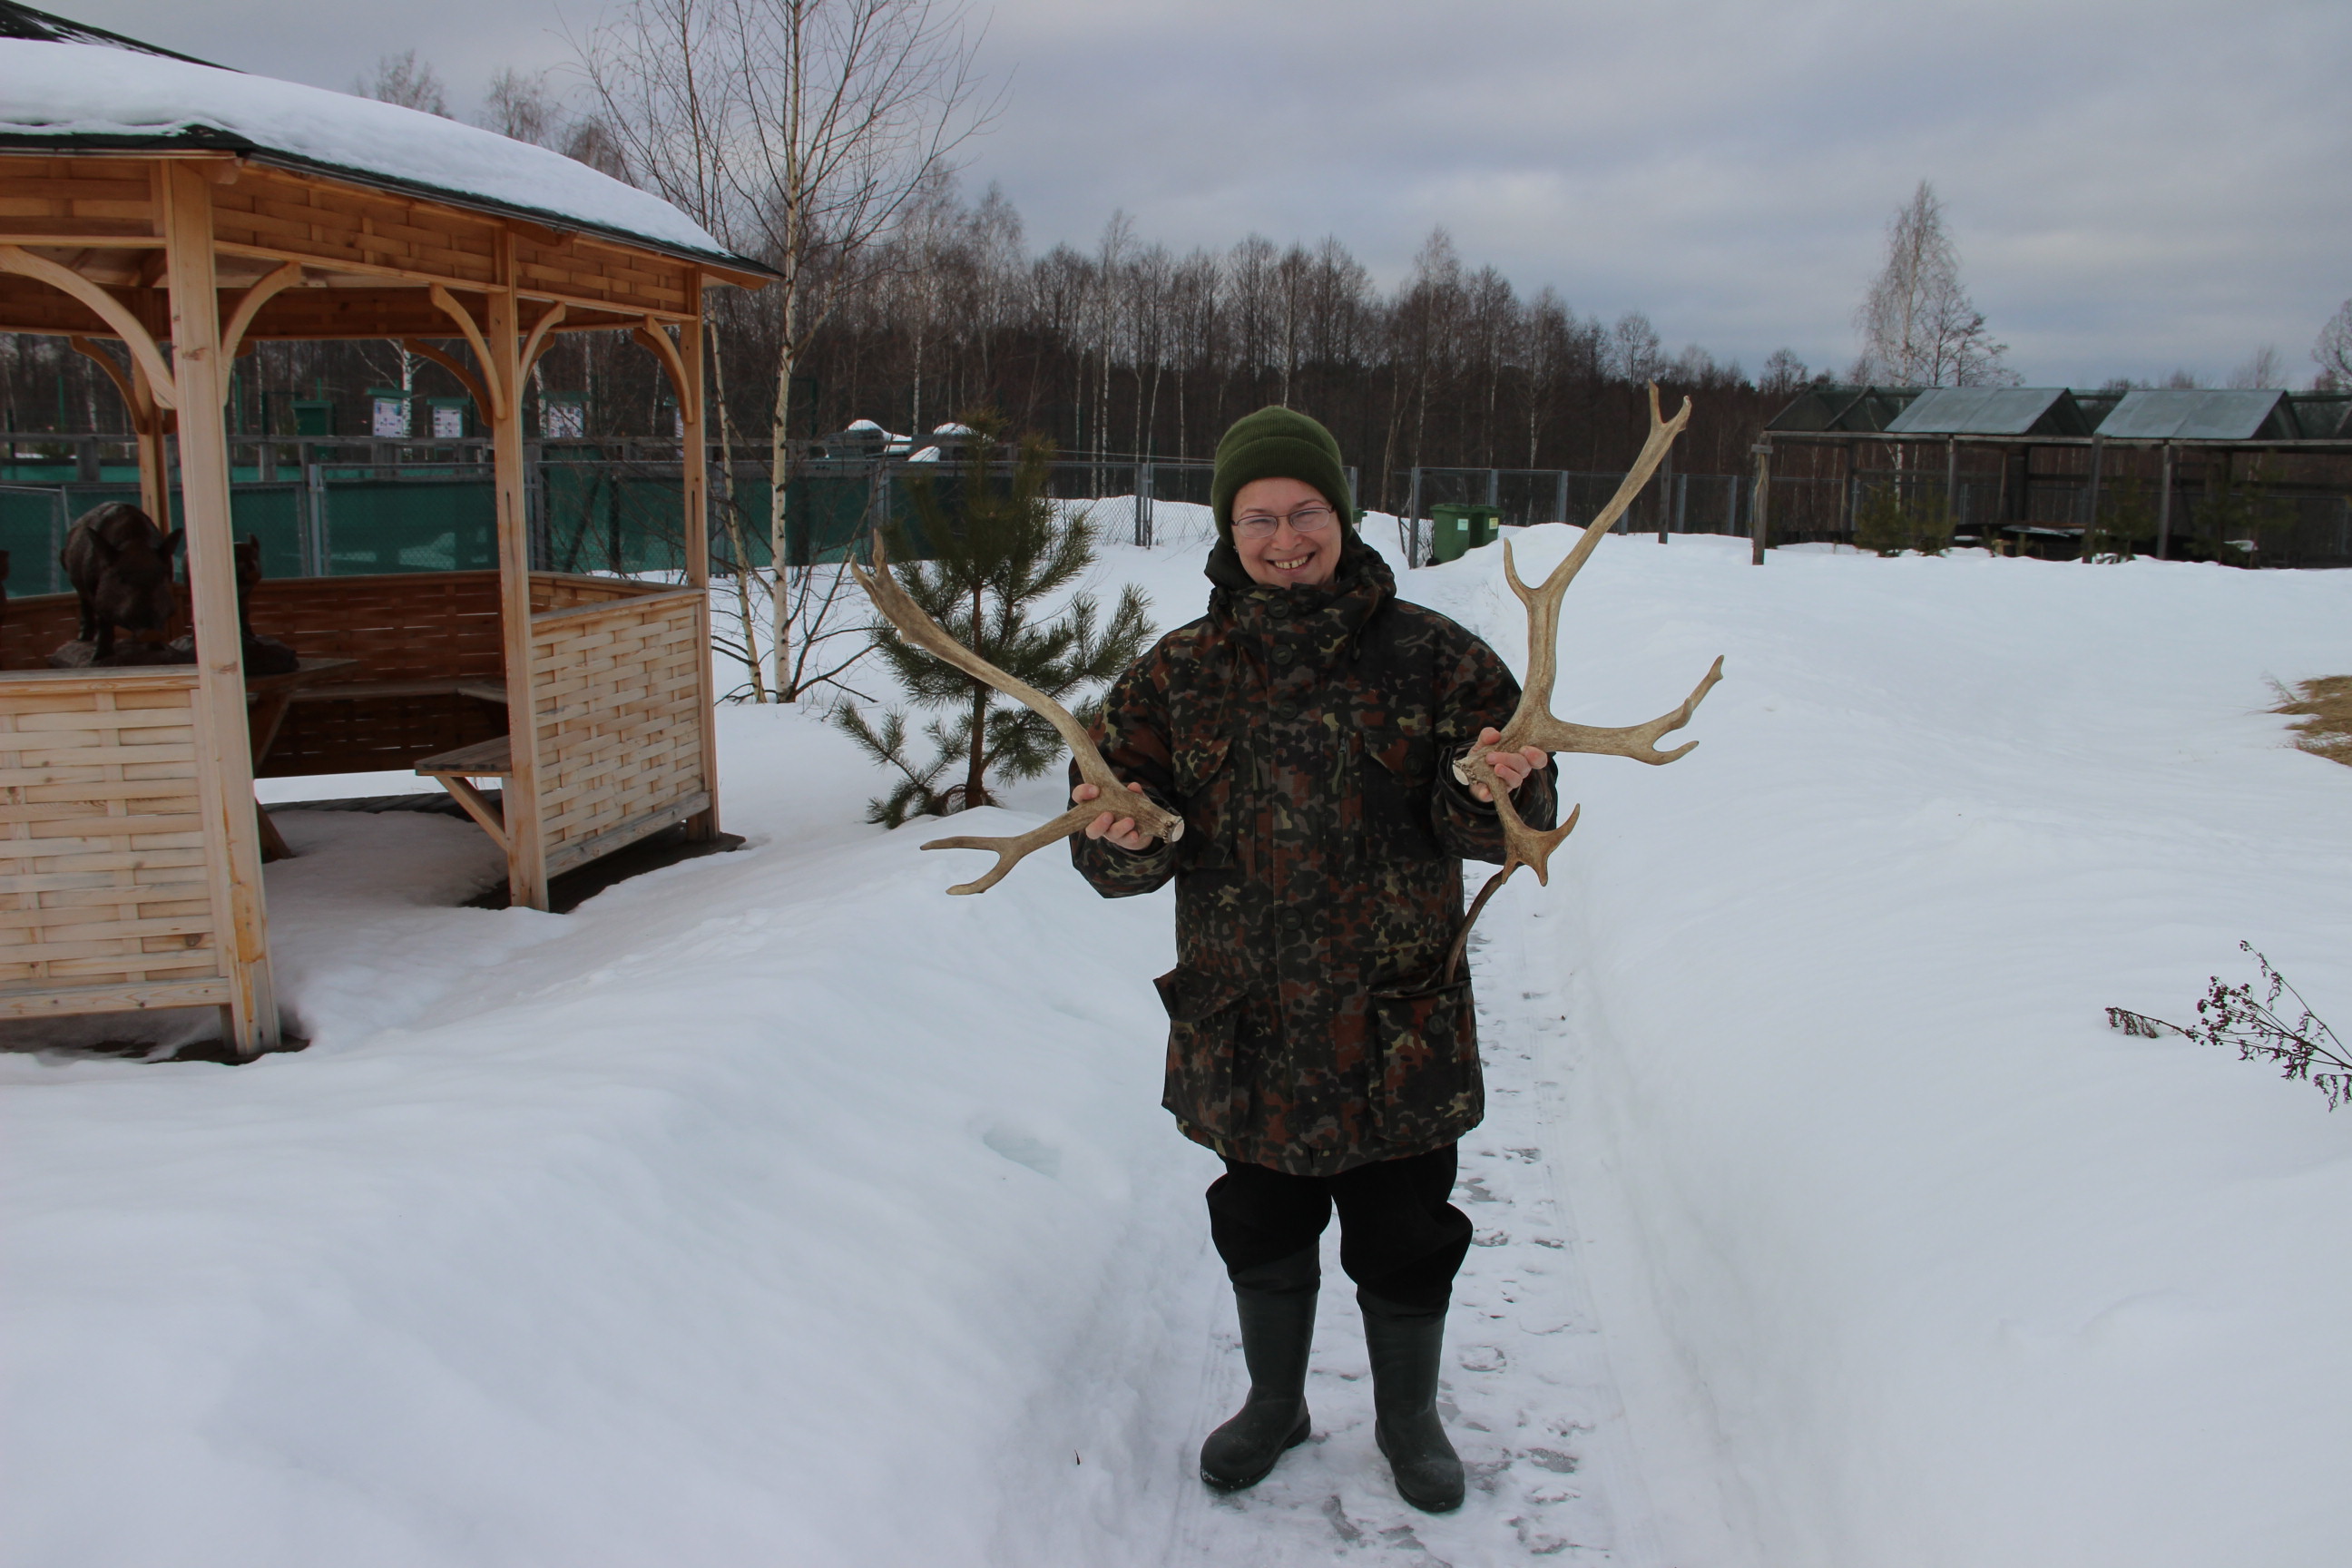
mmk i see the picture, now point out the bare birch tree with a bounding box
[358,51,452,117]
[2315,299,2352,391]
[1853,181,2013,387]
[581,0,994,702]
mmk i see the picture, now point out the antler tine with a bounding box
[848,539,1182,895]
[921,805,1106,896]
[1445,385,1719,976]
[1520,655,1725,765]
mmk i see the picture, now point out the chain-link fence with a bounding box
[6,433,2344,583]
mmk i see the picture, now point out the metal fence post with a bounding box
[1554,469,1568,525]
[304,459,327,576]
[1406,466,1423,564]
[1751,442,1771,566]
[1136,459,1152,547]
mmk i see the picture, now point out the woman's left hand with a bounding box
[1467,727,1548,803]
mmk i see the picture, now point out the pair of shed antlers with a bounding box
[848,385,1723,976]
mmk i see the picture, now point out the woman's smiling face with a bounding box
[1231,476,1343,588]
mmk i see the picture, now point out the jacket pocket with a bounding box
[1155,965,1245,1141]
[1366,974,1482,1147]
[1359,721,1444,861]
[1172,731,1237,871]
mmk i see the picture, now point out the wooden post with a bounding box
[1838,440,1857,542]
[131,368,171,527]
[161,162,277,1054]
[488,243,550,910]
[677,284,722,844]
[2085,434,2106,553]
[1751,442,1771,565]
[1658,446,1671,544]
[2157,441,2175,559]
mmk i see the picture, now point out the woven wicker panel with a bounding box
[529,573,669,612]
[529,590,707,877]
[0,671,226,1000]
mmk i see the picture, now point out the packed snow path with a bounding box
[1003,893,1670,1567]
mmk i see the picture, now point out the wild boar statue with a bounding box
[58,502,183,662]
[162,534,299,675]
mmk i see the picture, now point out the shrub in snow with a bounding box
[834,417,1154,827]
[2083,476,2159,563]
[1852,484,1953,557]
[2110,943,2350,1109]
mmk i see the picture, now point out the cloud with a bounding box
[60,0,2352,384]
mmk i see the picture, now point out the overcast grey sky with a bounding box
[60,0,2352,387]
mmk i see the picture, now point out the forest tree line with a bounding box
[0,178,1818,516]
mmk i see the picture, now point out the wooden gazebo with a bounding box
[0,13,770,1053]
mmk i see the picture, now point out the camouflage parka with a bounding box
[1072,533,1556,1176]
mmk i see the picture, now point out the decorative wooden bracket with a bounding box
[220,261,304,365]
[521,302,568,381]
[632,314,697,428]
[69,335,160,434]
[427,285,507,423]
[2,244,178,407]
[398,340,492,418]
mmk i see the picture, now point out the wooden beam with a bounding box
[429,284,508,423]
[679,284,720,843]
[488,239,549,911]
[219,260,304,363]
[161,160,277,1054]
[0,243,179,406]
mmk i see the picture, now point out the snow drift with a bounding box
[2,521,2347,1566]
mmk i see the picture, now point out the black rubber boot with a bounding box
[1360,1291,1465,1513]
[1199,1246,1318,1490]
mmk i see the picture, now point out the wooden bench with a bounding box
[291,679,509,707]
[414,734,514,851]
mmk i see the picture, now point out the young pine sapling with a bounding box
[835,419,1152,827]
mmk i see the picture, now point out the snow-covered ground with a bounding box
[4,519,2348,1567]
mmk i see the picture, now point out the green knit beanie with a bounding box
[1210,407,1357,545]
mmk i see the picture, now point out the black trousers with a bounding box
[1205,1144,1472,1314]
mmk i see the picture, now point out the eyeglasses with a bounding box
[1233,505,1338,541]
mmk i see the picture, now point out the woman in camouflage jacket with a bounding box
[1070,406,1554,1514]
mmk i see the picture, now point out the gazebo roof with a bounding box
[0,11,768,279]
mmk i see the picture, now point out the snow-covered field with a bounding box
[4,519,2348,1567]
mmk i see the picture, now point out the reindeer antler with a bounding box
[1444,385,1725,979]
[849,539,1184,895]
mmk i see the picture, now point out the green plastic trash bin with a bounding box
[1428,503,1502,564]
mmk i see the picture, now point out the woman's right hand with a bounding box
[1073,780,1157,850]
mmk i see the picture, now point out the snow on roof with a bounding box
[0,37,760,271]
